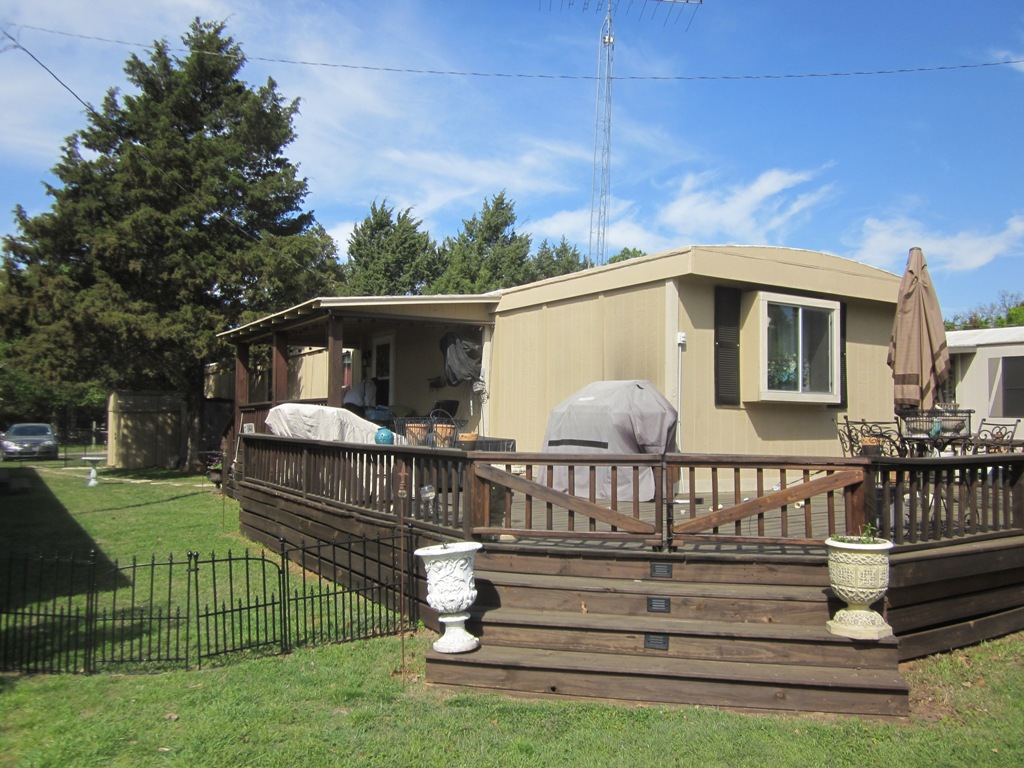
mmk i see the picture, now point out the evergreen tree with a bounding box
[0,19,341,460]
[344,201,437,295]
[608,246,646,264]
[428,192,533,293]
[533,237,592,280]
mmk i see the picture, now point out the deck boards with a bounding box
[231,474,1024,716]
[426,646,909,717]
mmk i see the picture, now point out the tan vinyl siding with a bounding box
[489,283,667,450]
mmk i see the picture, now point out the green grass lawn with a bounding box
[2,465,1023,767]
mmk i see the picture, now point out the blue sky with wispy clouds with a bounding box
[2,1,1022,316]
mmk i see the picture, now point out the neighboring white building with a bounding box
[946,327,1024,421]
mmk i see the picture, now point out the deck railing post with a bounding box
[661,458,675,550]
[844,462,871,536]
[463,456,479,540]
[1011,461,1024,530]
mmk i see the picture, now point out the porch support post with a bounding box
[327,313,345,408]
[233,342,250,431]
[272,332,288,406]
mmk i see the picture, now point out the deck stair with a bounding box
[424,546,910,717]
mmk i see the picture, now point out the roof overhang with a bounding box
[494,245,901,313]
[218,294,502,346]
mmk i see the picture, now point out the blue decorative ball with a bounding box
[374,427,395,445]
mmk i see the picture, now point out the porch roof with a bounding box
[218,294,502,346]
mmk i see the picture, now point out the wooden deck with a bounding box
[228,435,1024,716]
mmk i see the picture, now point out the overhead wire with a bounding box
[0,25,343,289]
[6,22,1023,83]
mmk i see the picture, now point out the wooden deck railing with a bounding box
[233,435,1024,549]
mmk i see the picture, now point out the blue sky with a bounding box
[1,1,1022,318]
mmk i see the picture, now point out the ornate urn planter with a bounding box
[414,541,483,653]
[825,536,894,640]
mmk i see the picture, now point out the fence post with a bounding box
[83,550,98,675]
[186,551,199,670]
[278,538,291,654]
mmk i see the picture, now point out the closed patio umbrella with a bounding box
[886,247,951,410]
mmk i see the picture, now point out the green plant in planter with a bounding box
[830,521,885,545]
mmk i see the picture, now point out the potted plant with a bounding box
[824,523,894,640]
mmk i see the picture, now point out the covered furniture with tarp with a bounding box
[539,380,678,501]
[265,403,403,445]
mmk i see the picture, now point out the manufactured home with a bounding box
[219,245,901,454]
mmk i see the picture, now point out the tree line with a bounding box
[0,19,633,459]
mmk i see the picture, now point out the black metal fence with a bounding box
[0,533,414,674]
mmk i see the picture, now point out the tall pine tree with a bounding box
[0,19,342,460]
[428,192,533,294]
[344,201,437,295]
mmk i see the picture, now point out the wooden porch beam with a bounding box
[326,313,345,408]
[272,332,288,405]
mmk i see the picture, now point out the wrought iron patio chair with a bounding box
[836,417,906,458]
[969,418,1021,454]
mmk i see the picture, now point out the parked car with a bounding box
[1,423,59,460]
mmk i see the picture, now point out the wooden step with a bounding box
[477,545,829,587]
[474,570,831,625]
[425,645,909,717]
[470,606,899,669]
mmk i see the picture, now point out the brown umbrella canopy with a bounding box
[886,247,951,410]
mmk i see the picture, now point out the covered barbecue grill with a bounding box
[539,380,678,501]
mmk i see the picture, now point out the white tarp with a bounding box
[539,380,678,501]
[265,403,401,444]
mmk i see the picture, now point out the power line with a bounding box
[6,23,1023,82]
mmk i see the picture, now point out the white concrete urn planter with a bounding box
[414,541,483,653]
[825,536,894,640]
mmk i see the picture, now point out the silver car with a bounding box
[1,423,59,460]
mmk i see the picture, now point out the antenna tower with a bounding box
[587,0,702,265]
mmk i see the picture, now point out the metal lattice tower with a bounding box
[587,0,703,265]
[589,4,615,266]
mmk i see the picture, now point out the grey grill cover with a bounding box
[539,380,678,501]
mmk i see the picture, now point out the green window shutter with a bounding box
[715,287,741,406]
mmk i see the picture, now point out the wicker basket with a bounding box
[433,423,456,447]
[403,422,428,445]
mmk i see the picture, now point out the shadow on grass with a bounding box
[0,467,125,609]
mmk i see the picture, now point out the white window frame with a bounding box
[753,292,841,404]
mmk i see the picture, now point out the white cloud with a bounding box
[991,47,1024,74]
[653,167,834,244]
[850,214,1024,273]
[325,220,356,254]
